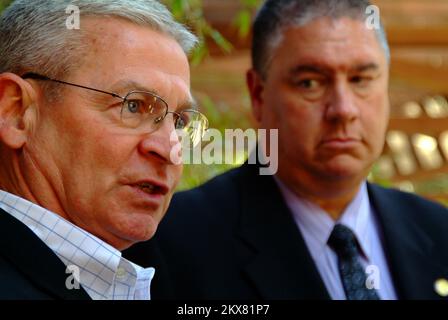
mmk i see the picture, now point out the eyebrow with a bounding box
[110,79,196,111]
[289,63,380,76]
[289,65,329,76]
[109,80,159,96]
[351,63,380,73]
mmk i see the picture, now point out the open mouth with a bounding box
[136,182,163,195]
[135,182,167,195]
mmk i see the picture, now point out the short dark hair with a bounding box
[252,0,390,78]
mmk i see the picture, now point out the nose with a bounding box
[138,114,179,165]
[324,80,359,123]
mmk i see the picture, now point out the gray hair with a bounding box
[0,0,197,84]
[252,0,390,78]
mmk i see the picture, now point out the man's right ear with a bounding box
[246,69,264,123]
[0,73,38,149]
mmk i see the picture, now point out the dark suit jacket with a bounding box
[0,207,170,299]
[0,209,91,299]
[125,163,448,300]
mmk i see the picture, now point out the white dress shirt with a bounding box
[274,179,397,300]
[0,189,155,300]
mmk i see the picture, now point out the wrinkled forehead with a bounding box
[81,17,189,76]
[69,17,192,102]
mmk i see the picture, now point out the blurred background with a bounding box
[0,0,447,205]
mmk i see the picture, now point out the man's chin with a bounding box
[109,215,159,250]
[113,229,156,251]
[319,156,366,180]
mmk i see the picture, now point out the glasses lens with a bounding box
[176,110,208,147]
[121,91,167,130]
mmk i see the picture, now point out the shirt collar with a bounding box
[0,189,154,300]
[274,178,373,261]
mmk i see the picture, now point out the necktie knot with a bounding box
[328,224,359,260]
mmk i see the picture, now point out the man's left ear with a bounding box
[0,73,38,149]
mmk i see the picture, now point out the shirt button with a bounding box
[117,267,126,279]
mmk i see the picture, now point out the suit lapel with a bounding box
[368,184,448,300]
[237,164,330,299]
[0,209,91,300]
[122,239,174,299]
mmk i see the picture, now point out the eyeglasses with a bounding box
[22,72,209,147]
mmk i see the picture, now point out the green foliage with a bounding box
[163,0,233,66]
[163,0,262,64]
[234,10,252,38]
[0,0,13,12]
[234,0,262,38]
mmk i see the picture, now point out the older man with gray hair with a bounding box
[0,0,207,299]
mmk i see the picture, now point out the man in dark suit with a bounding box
[125,0,448,300]
[0,0,207,299]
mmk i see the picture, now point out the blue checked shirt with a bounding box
[0,189,155,300]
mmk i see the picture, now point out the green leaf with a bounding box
[234,10,252,38]
[209,30,233,53]
[171,0,184,15]
[241,0,262,9]
[190,42,209,66]
[0,0,13,12]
